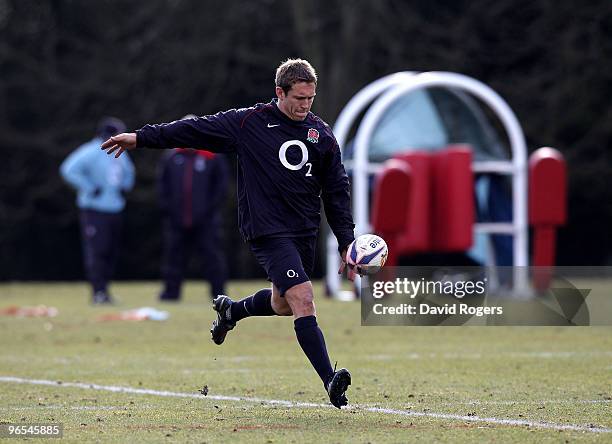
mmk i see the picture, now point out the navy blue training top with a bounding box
[137,99,355,251]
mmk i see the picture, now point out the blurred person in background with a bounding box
[60,117,135,305]
[157,115,229,302]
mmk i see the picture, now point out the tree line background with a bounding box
[1,0,611,281]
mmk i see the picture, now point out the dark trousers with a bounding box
[160,218,227,300]
[79,209,122,295]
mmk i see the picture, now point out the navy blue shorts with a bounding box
[249,235,317,296]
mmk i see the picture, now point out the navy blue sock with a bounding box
[294,315,334,385]
[230,288,275,322]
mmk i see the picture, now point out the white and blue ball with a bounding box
[346,234,388,275]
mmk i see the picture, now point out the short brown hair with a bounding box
[275,58,317,94]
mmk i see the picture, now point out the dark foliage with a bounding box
[1,0,610,280]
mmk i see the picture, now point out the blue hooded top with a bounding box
[61,137,135,213]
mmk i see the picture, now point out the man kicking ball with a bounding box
[101,58,355,408]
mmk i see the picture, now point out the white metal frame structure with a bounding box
[326,71,529,296]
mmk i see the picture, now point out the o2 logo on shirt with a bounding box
[279,140,312,177]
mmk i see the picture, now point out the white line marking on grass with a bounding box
[1,376,610,434]
[507,351,612,359]
[439,399,612,406]
[363,407,612,433]
[370,351,612,361]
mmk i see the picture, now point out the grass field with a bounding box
[1,281,611,443]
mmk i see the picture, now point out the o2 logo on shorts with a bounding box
[286,269,299,278]
[279,140,312,177]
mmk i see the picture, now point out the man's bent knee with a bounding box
[284,281,315,318]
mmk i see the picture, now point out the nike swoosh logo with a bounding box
[267,123,280,128]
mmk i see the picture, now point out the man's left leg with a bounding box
[284,281,351,408]
[285,282,333,384]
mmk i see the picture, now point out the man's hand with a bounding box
[101,133,137,158]
[338,248,356,282]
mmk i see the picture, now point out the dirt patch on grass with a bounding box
[232,423,300,431]
[126,424,210,431]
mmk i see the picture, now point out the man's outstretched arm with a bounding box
[101,110,246,158]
